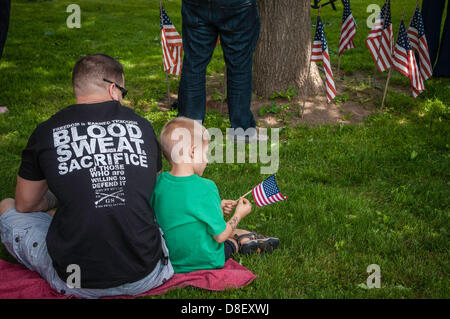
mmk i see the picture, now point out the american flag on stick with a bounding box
[339,0,357,56]
[407,6,433,81]
[312,15,336,103]
[160,6,183,76]
[393,20,425,98]
[250,175,288,208]
[366,0,393,73]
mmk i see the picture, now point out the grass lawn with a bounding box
[0,0,449,298]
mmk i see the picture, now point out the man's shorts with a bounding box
[0,208,174,299]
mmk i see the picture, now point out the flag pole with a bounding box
[300,55,312,118]
[165,73,171,107]
[238,189,253,200]
[160,0,171,107]
[381,8,407,111]
[337,54,342,77]
[336,3,342,77]
[413,0,421,14]
[317,5,330,104]
[380,68,392,111]
[300,5,321,118]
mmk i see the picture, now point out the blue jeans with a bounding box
[0,208,174,299]
[0,0,11,59]
[177,0,260,130]
[422,0,450,77]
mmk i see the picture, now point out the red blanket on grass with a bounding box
[0,259,256,299]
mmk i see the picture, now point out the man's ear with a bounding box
[107,83,120,101]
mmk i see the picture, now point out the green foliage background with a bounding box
[0,0,448,298]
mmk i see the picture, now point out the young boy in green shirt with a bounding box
[151,117,280,273]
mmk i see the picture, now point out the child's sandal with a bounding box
[233,232,280,255]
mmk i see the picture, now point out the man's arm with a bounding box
[15,176,49,213]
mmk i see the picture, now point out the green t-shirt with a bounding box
[151,172,227,273]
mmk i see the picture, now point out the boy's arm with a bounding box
[213,198,251,243]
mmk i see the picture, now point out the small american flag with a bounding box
[311,16,336,103]
[339,0,357,56]
[160,7,183,76]
[252,175,287,208]
[407,6,432,81]
[366,0,393,72]
[393,20,425,98]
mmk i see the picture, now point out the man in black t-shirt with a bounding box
[0,54,174,298]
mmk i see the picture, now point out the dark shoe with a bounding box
[234,231,280,255]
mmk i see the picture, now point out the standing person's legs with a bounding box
[217,0,259,132]
[177,0,218,123]
[434,3,450,77]
[0,0,11,59]
[421,0,446,68]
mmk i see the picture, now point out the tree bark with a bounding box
[253,0,323,98]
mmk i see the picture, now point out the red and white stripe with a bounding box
[407,27,433,81]
[252,183,287,208]
[312,42,336,103]
[168,44,183,76]
[366,13,393,73]
[367,15,384,39]
[367,24,393,72]
[161,24,183,76]
[164,25,182,45]
[311,41,323,62]
[339,15,356,55]
[393,44,424,98]
[161,30,175,71]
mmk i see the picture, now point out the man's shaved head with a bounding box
[72,53,124,97]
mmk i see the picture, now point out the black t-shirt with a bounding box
[18,101,163,289]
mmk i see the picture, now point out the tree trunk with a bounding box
[253,0,323,98]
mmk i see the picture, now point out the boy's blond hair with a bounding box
[160,117,210,163]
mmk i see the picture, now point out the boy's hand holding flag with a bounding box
[238,175,288,208]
